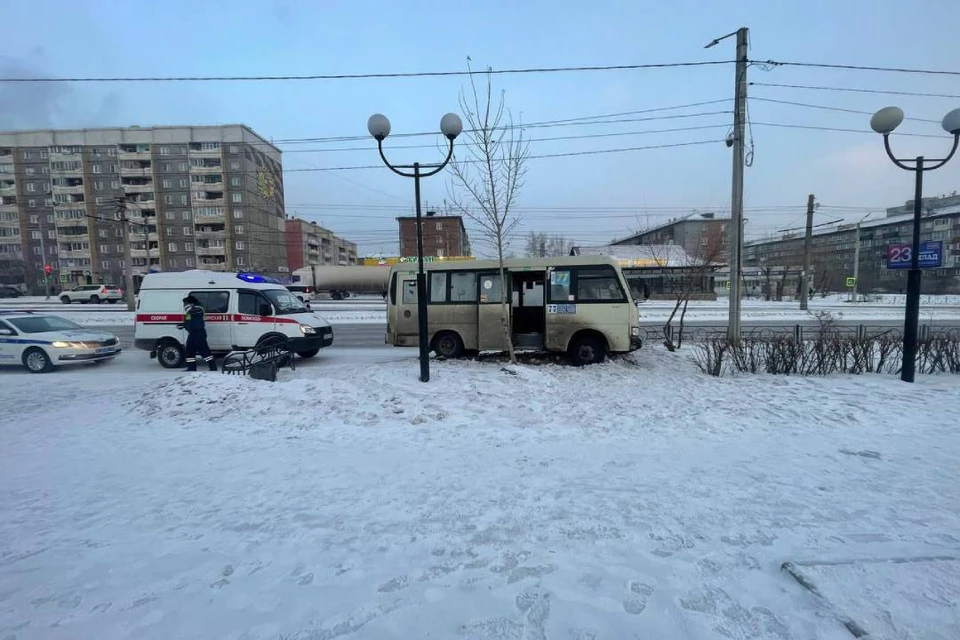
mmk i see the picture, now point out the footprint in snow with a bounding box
[622,581,654,615]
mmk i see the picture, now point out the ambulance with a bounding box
[133,270,334,369]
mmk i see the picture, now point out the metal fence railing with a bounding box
[643,323,960,344]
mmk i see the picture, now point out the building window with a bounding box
[179,178,188,188]
[111,180,120,189]
[185,242,194,251]
[27,199,36,208]
[26,182,36,192]
[436,222,443,230]
[29,215,38,224]
[92,164,102,174]
[162,179,172,188]
[94,180,103,190]
[231,193,242,203]
[181,195,189,205]
[24,166,35,175]
[185,258,194,267]
[48,230,56,239]
[230,177,241,187]
[165,211,176,220]
[182,211,191,220]
[99,229,108,237]
[160,146,169,156]
[178,162,188,172]
[100,244,109,253]
[233,209,243,219]
[95,197,104,205]
[230,161,241,170]
[168,243,177,252]
[31,230,41,239]
[236,256,245,266]
[229,145,239,154]
[183,227,192,236]
[163,195,173,205]
[235,241,245,250]
[234,225,244,234]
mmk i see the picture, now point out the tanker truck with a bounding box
[292,265,389,300]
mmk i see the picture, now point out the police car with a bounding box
[0,312,122,373]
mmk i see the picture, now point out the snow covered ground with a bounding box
[2,348,959,639]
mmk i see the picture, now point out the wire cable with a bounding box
[749,82,960,100]
[755,60,960,77]
[0,61,735,83]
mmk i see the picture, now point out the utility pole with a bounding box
[116,197,136,311]
[708,27,749,343]
[850,213,871,303]
[800,194,815,310]
[37,212,52,300]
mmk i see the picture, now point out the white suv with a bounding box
[60,284,124,304]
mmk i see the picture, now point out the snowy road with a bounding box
[1,348,959,638]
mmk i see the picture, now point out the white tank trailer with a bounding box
[292,266,389,299]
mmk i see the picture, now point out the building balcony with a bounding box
[118,150,151,161]
[52,184,85,195]
[191,176,223,187]
[189,163,223,174]
[188,146,222,157]
[194,212,225,223]
[58,249,92,259]
[0,202,17,213]
[120,166,152,178]
[198,258,227,268]
[0,218,20,229]
[0,183,15,194]
[57,234,89,243]
[0,235,21,244]
[197,246,227,256]
[191,197,224,207]
[53,199,86,208]
[130,249,148,258]
[122,182,154,193]
[49,151,82,161]
[195,229,226,240]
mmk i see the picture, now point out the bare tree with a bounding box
[447,64,530,363]
[525,231,574,257]
[661,226,726,351]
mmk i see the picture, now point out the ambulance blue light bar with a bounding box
[236,272,281,284]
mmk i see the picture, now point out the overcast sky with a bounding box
[1,0,959,257]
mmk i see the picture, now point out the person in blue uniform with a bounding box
[178,295,216,372]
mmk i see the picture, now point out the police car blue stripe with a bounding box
[0,338,53,345]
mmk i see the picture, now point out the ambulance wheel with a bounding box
[433,331,465,358]
[297,348,320,358]
[157,340,185,369]
[331,291,343,300]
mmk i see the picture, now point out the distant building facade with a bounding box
[397,213,471,258]
[743,195,960,294]
[0,125,286,294]
[571,244,720,300]
[611,212,729,260]
[285,217,357,272]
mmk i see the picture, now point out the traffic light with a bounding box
[44,264,52,275]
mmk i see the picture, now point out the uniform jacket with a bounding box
[183,303,207,335]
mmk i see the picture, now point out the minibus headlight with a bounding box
[631,326,640,337]
[299,324,316,335]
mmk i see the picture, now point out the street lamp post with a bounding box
[870,106,960,382]
[368,112,463,383]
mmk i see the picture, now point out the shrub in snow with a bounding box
[694,332,960,377]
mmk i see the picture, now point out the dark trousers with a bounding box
[185,331,212,365]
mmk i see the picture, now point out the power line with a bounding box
[750,82,960,100]
[282,139,724,173]
[0,60,735,84]
[282,123,732,154]
[751,121,945,138]
[749,96,942,123]
[755,59,960,77]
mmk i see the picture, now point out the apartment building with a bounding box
[285,217,358,272]
[743,195,960,294]
[397,212,471,258]
[0,125,287,293]
[611,212,729,260]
